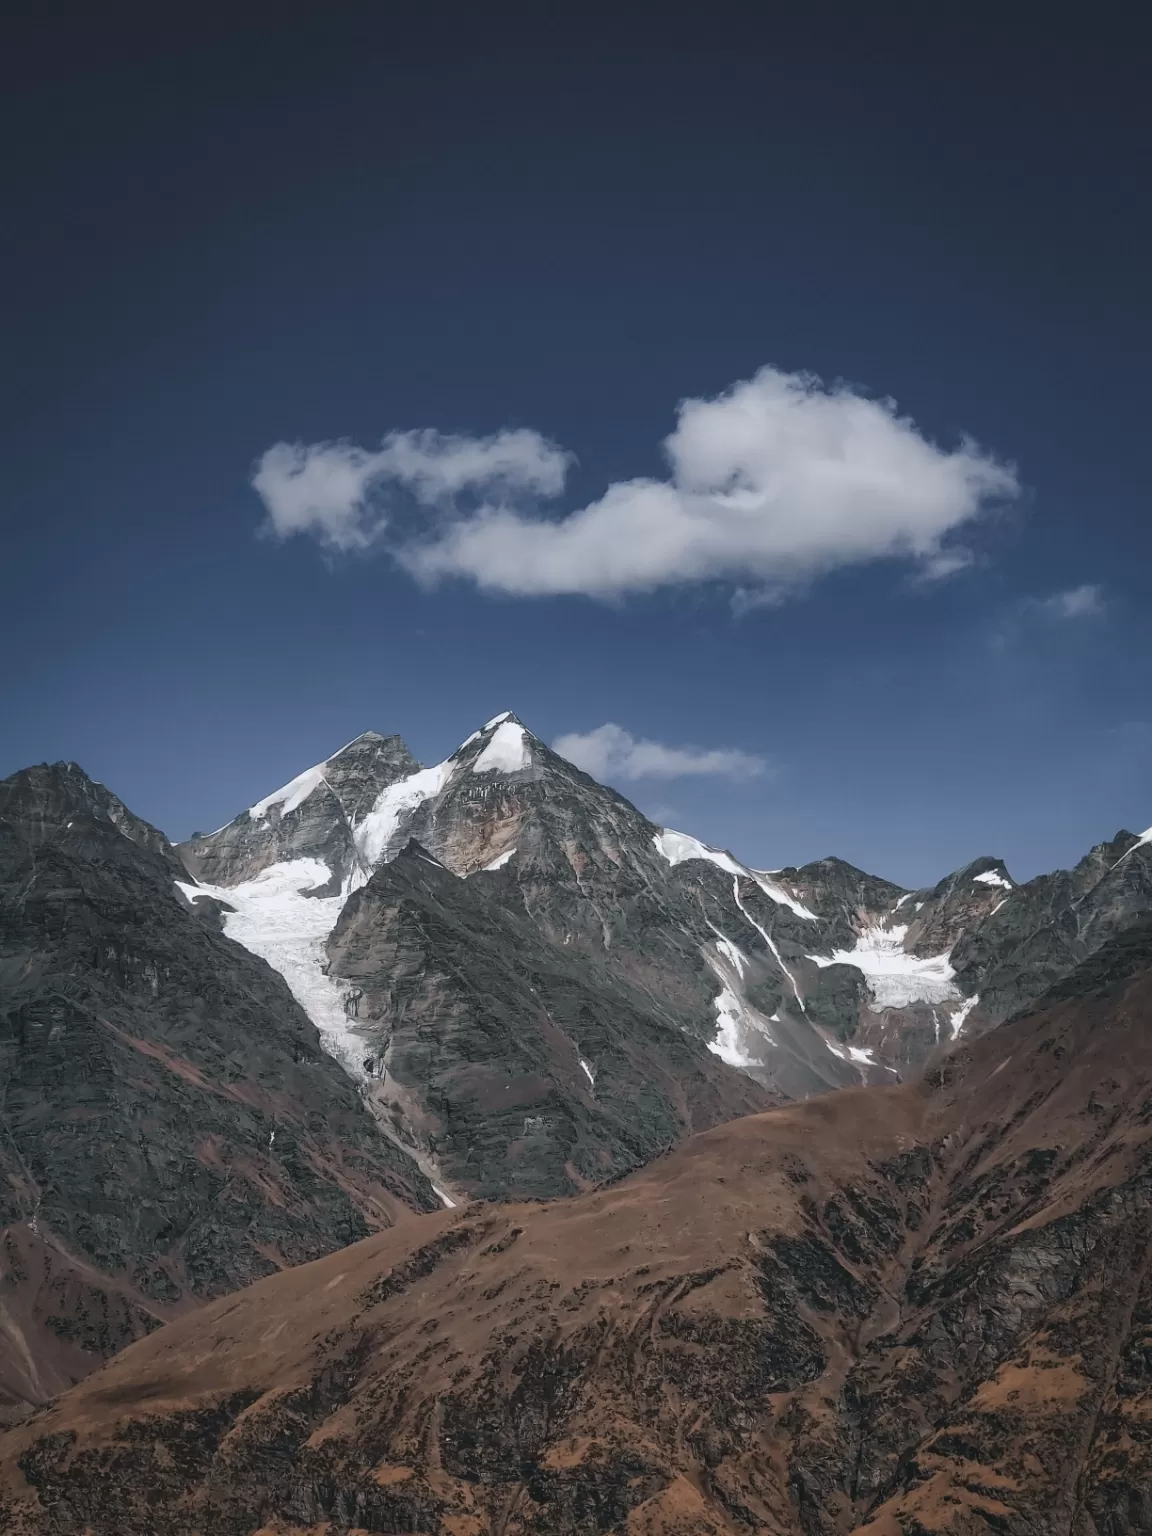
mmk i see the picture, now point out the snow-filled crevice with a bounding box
[730,877,807,1014]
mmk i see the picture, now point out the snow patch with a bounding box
[713,934,750,977]
[352,759,456,868]
[894,893,914,910]
[484,711,514,729]
[706,984,769,1069]
[472,721,532,774]
[580,1059,595,1088]
[1109,826,1152,871]
[973,870,1013,889]
[176,860,364,1076]
[483,846,517,871]
[704,940,777,1069]
[176,860,461,1206]
[808,924,958,1009]
[248,763,328,822]
[826,1039,878,1067]
[949,993,979,1038]
[654,829,819,920]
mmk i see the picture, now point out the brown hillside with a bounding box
[4,932,1152,1534]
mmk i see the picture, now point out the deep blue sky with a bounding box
[3,5,1150,886]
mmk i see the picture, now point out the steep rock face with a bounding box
[950,831,1152,1022]
[0,763,436,1424]
[393,720,869,1097]
[180,732,420,892]
[171,713,1152,1149]
[176,715,874,1170]
[8,927,1152,1533]
[326,841,775,1200]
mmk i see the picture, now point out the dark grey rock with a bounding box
[0,761,436,1422]
[179,731,420,890]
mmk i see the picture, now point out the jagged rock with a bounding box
[326,839,774,1199]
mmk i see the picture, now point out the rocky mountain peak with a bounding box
[178,731,422,891]
[1,760,181,876]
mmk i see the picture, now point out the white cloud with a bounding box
[400,367,1018,598]
[1038,584,1105,619]
[252,367,1018,599]
[554,723,768,782]
[252,428,571,553]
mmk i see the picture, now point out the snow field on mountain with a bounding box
[472,720,533,773]
[175,859,362,1073]
[176,860,459,1207]
[352,759,457,866]
[808,922,959,1008]
[247,763,328,822]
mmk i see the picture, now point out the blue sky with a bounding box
[2,7,1150,886]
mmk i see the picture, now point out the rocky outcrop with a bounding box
[7,925,1152,1533]
[179,731,420,892]
[0,762,436,1424]
[326,840,775,1200]
[950,831,1152,1022]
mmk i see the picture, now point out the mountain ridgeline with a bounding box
[3,709,1152,1457]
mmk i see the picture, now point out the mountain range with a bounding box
[3,710,1152,1532]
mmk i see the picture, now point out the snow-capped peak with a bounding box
[472,720,534,774]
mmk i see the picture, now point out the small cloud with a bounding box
[988,582,1109,651]
[1037,584,1105,619]
[554,723,769,782]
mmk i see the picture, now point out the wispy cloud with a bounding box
[1036,584,1106,619]
[554,723,769,782]
[988,582,1109,652]
[251,366,1018,601]
[252,429,571,553]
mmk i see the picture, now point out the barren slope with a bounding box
[5,924,1152,1534]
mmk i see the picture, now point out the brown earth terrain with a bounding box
[4,921,1152,1534]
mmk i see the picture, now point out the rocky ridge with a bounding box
[178,713,1152,1154]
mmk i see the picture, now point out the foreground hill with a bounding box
[4,921,1152,1534]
